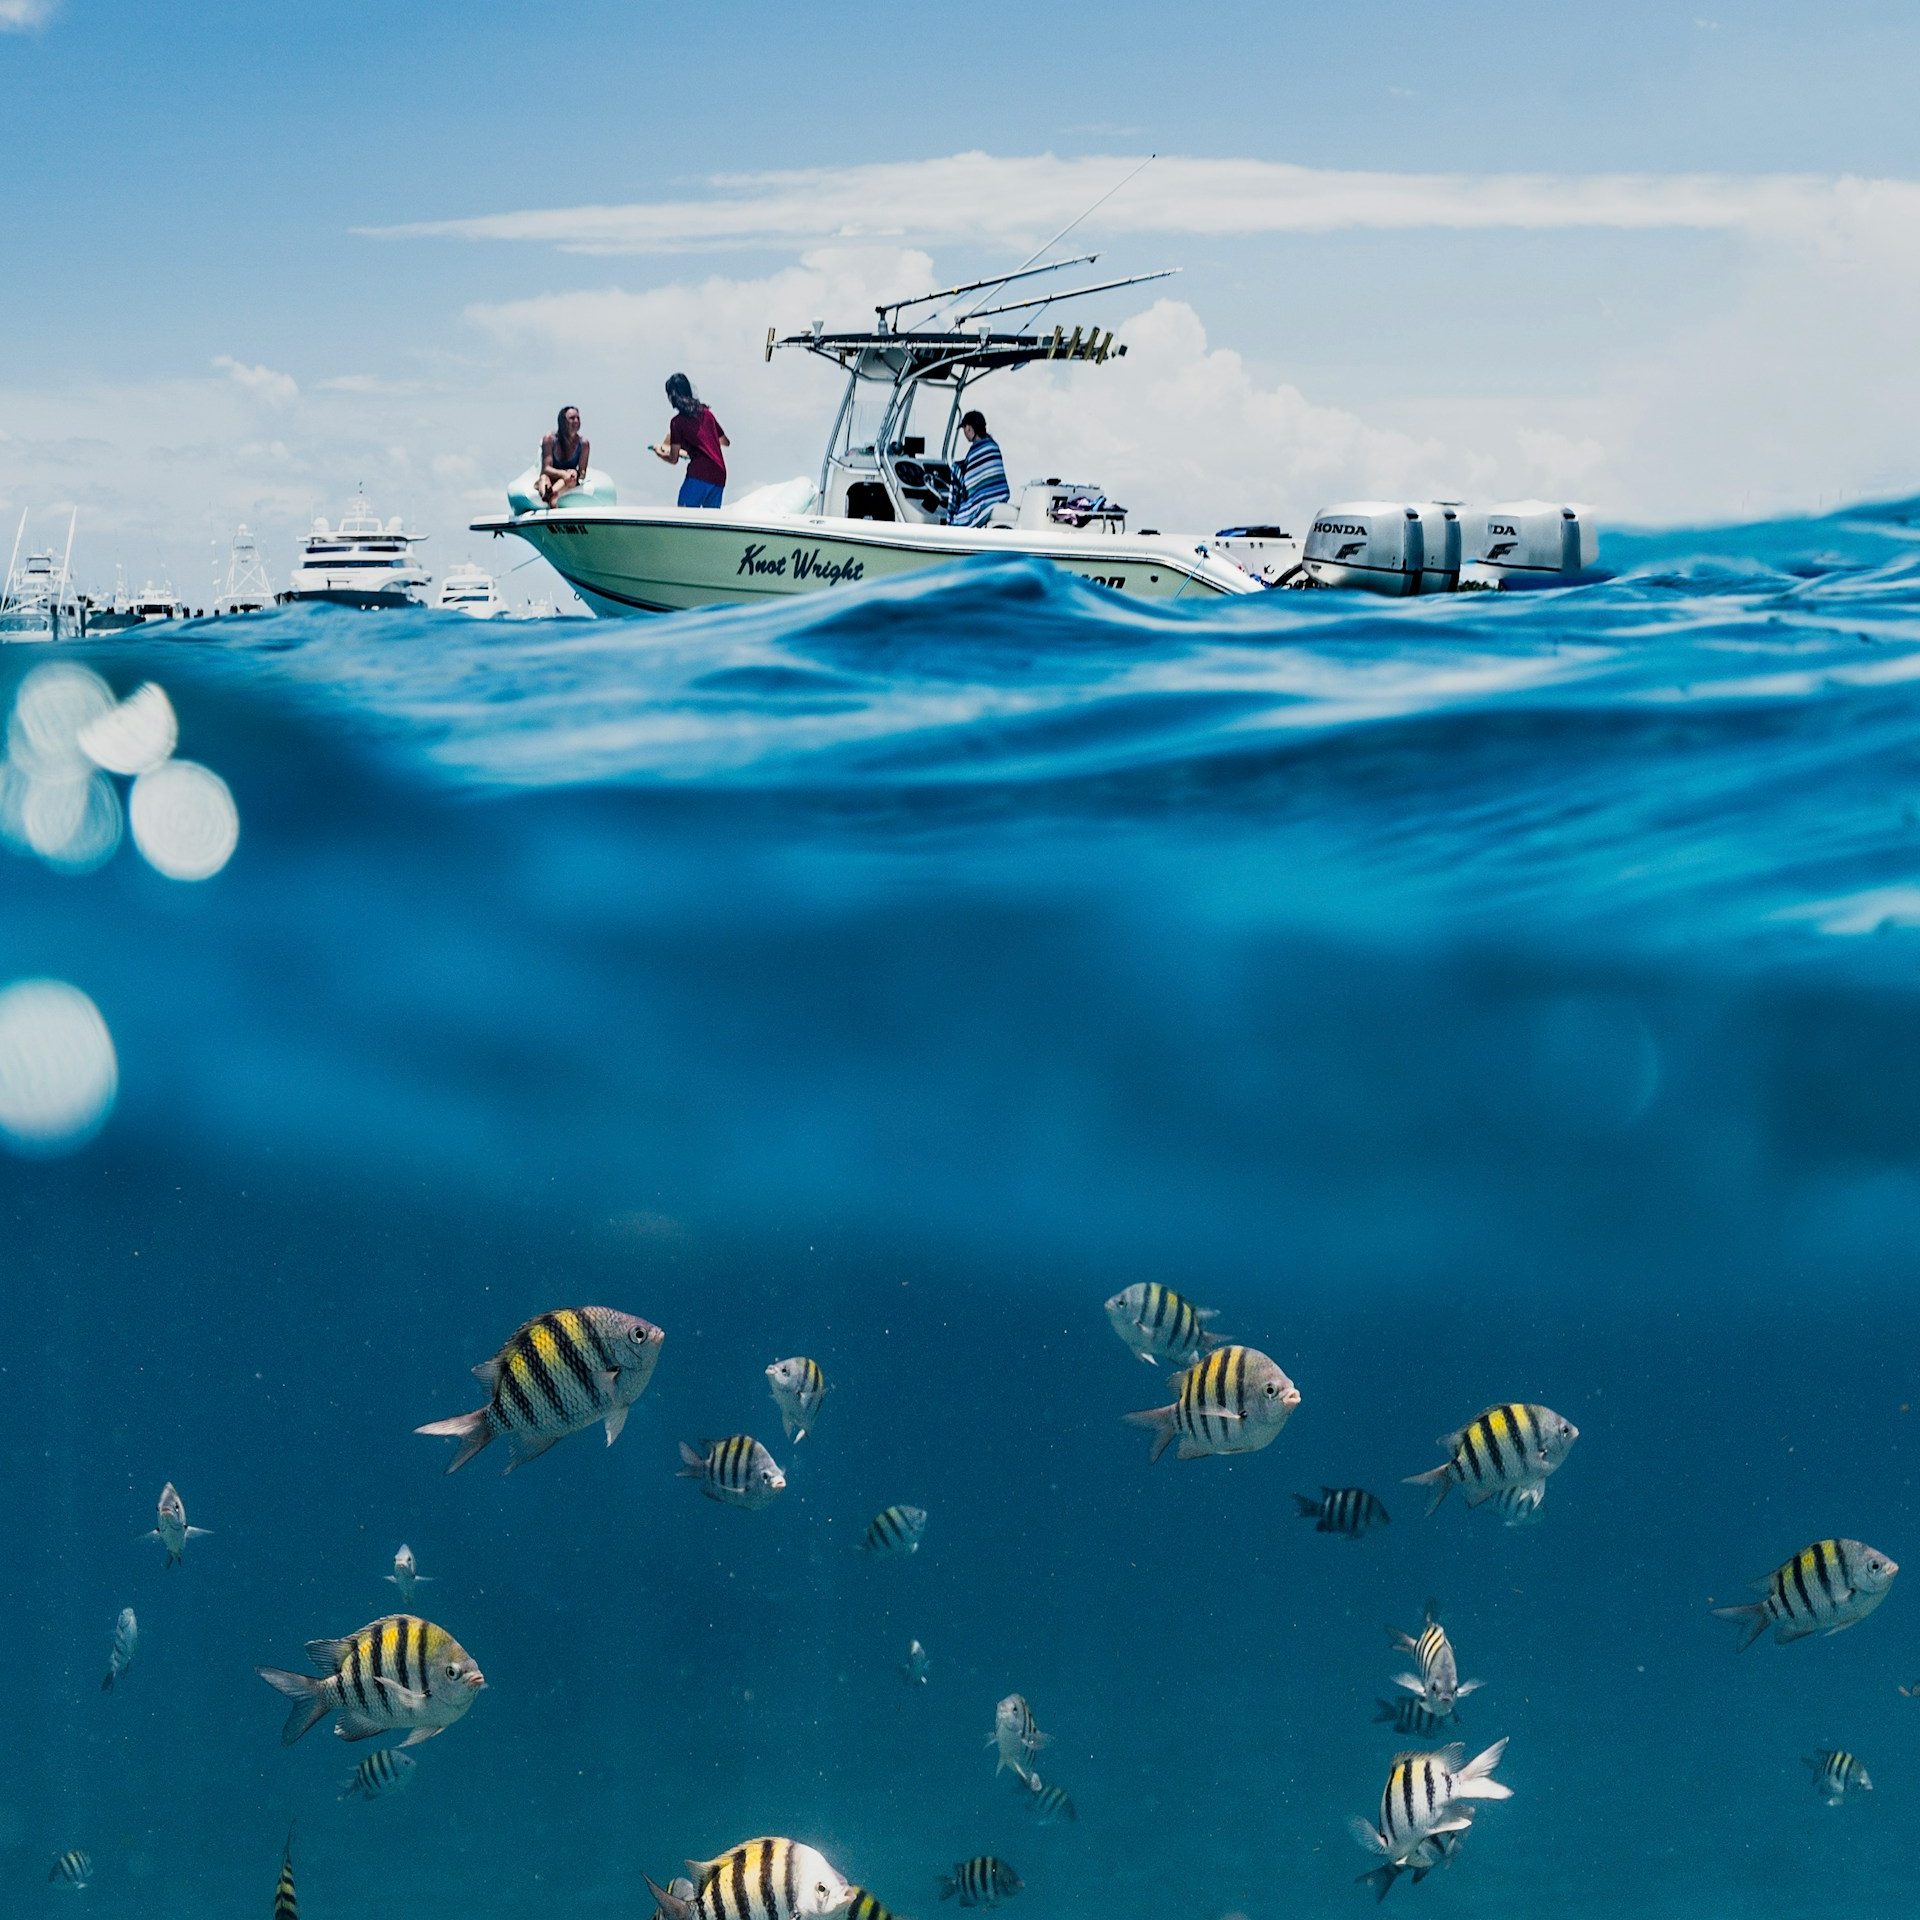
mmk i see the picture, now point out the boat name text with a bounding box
[739,543,867,586]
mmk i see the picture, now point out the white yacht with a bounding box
[283,492,429,609]
[88,574,186,632]
[219,524,274,615]
[436,562,507,619]
[473,260,1265,614]
[0,510,82,643]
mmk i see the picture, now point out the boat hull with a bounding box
[470,506,1258,616]
[280,588,427,612]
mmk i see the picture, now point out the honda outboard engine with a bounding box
[1408,503,1461,594]
[1302,503,1424,596]
[1462,501,1597,587]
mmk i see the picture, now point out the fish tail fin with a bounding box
[937,1876,959,1902]
[677,1442,706,1477]
[1293,1494,1322,1519]
[1359,1864,1400,1903]
[1122,1404,1177,1463]
[100,1668,115,1693]
[647,1877,694,1920]
[257,1666,330,1746]
[1453,1739,1510,1800]
[1402,1463,1452,1514]
[1711,1599,1770,1652]
[414,1407,494,1474]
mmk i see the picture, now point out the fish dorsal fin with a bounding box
[304,1636,353,1668]
[473,1357,503,1384]
[1434,1742,1466,1769]
[1436,1428,1464,1451]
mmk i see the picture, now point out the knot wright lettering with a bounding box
[736,544,866,586]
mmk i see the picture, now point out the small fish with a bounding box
[846,1892,906,1920]
[416,1306,665,1473]
[101,1606,137,1692]
[1492,1483,1545,1527]
[937,1858,1021,1908]
[862,1505,928,1556]
[1017,1772,1077,1824]
[275,1828,298,1920]
[1373,1696,1451,1739]
[1712,1539,1899,1650]
[678,1436,785,1509]
[1349,1740,1511,1869]
[1104,1282,1222,1368]
[648,1837,852,1920]
[341,1746,419,1800]
[144,1481,210,1567]
[988,1693,1050,1780]
[257,1614,486,1747]
[900,1639,931,1686]
[386,1543,433,1602]
[49,1850,92,1892]
[1388,1602,1482,1720]
[1404,1404,1578,1516]
[1124,1345,1301,1464]
[1805,1749,1872,1805]
[1295,1487,1389,1537]
[1357,1829,1464,1903]
[766,1356,829,1442]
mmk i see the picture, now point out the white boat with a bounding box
[436,562,507,619]
[0,510,82,643]
[282,492,429,609]
[473,259,1264,614]
[88,573,186,632]
[219,524,274,615]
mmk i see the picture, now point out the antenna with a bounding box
[4,509,24,596]
[59,508,76,588]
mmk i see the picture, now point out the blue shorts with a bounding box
[678,476,725,509]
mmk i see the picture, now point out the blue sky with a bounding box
[6,0,1920,592]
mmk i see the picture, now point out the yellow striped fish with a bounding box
[647,1836,852,1920]
[1805,1749,1872,1804]
[274,1829,298,1920]
[937,1858,1021,1908]
[1124,1345,1300,1463]
[766,1356,829,1441]
[1403,1404,1577,1515]
[48,1850,92,1891]
[257,1614,486,1747]
[1104,1282,1223,1368]
[1295,1487,1390,1537]
[1348,1740,1510,1869]
[416,1305,665,1473]
[678,1436,786,1509]
[1017,1772,1076,1824]
[862,1505,927,1555]
[846,1891,906,1920]
[1388,1602,1482,1719]
[1356,1827,1463,1902]
[1713,1539,1898,1649]
[989,1693,1050,1779]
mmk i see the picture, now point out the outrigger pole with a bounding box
[877,255,1102,328]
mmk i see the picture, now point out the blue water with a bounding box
[10,495,1920,1916]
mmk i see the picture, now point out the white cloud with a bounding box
[212,356,298,407]
[362,152,1918,256]
[0,0,58,28]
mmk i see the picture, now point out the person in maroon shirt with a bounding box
[652,372,730,508]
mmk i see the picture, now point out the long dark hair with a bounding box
[665,373,700,417]
[554,404,580,444]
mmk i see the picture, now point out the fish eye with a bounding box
[444,1662,460,1679]
[1264,1382,1279,1397]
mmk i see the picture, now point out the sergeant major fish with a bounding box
[386,1543,432,1602]
[48,1850,92,1892]
[938,1858,1021,1909]
[101,1607,137,1692]
[416,1306,665,1473]
[1373,1696,1451,1739]
[767,1357,829,1442]
[989,1693,1049,1780]
[257,1613,486,1747]
[647,1836,853,1920]
[1296,1487,1389,1537]
[145,1481,210,1567]
[1017,1772,1076,1824]
[679,1436,785,1509]
[862,1505,927,1555]
[1404,1404,1578,1516]
[1348,1740,1511,1869]
[1713,1539,1898,1649]
[1493,1483,1545,1527]
[1806,1749,1872,1805]
[1104,1283,1223,1369]
[1357,1828,1463,1903]
[1389,1603,1482,1721]
[1125,1346,1300,1463]
[341,1747,418,1800]
[275,1828,298,1920]
[845,1893,905,1920]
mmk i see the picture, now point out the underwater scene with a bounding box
[12,499,1920,1919]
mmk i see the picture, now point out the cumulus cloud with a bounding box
[363,151,1918,256]
[212,356,299,407]
[0,0,58,29]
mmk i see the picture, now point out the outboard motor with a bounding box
[1463,501,1597,587]
[1408,503,1461,594]
[1301,502,1425,596]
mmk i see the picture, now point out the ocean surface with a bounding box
[9,495,1920,1917]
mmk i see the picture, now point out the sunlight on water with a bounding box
[0,978,117,1150]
